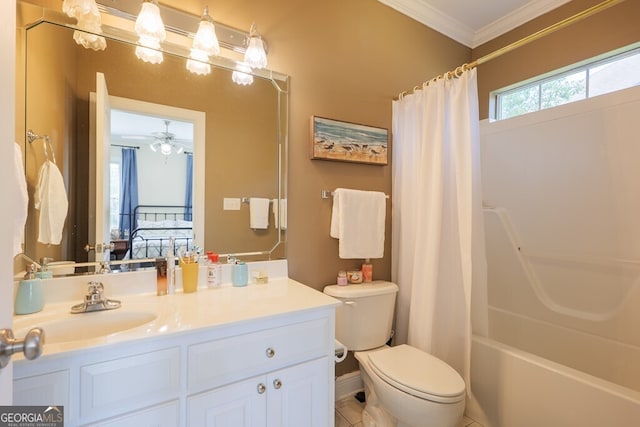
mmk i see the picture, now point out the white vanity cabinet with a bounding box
[188,357,328,427]
[187,317,331,427]
[13,279,338,427]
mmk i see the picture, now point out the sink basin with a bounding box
[16,311,158,345]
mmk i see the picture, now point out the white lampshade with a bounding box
[186,48,212,75]
[135,1,166,64]
[135,42,163,64]
[63,0,106,51]
[244,24,267,69]
[73,29,107,51]
[192,8,220,57]
[62,0,98,19]
[186,8,219,75]
[160,142,172,156]
[232,63,254,86]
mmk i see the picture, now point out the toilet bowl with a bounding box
[324,281,466,427]
[356,345,465,427]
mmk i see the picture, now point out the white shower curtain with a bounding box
[391,68,487,388]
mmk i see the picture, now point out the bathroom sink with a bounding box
[15,311,158,345]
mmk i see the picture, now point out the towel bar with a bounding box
[321,189,389,199]
[241,197,275,204]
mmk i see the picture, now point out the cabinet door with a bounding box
[188,376,267,427]
[267,357,329,427]
[14,371,70,415]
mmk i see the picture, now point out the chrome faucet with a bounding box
[71,281,121,314]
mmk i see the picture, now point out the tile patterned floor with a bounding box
[335,396,484,427]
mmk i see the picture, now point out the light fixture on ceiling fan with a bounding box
[149,120,188,155]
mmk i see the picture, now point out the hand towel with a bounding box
[249,197,270,229]
[330,188,386,259]
[272,198,287,230]
[34,160,69,245]
[13,143,29,257]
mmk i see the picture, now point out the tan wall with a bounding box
[473,0,640,120]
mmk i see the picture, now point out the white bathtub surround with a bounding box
[391,67,487,390]
[475,86,640,425]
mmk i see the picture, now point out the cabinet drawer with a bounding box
[89,400,179,427]
[188,317,330,393]
[80,347,180,420]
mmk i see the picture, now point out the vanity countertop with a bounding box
[13,262,340,360]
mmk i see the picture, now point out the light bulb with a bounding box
[193,8,220,57]
[244,23,267,69]
[232,63,254,86]
[63,0,106,51]
[135,1,166,64]
[186,49,212,75]
[160,142,172,155]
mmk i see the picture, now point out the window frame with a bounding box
[492,44,640,121]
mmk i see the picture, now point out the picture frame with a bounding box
[310,116,388,165]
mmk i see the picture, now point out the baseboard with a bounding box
[335,371,364,401]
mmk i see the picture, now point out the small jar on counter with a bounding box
[347,270,363,284]
[337,270,348,286]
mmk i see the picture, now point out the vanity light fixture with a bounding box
[186,6,220,76]
[244,23,268,70]
[232,63,254,86]
[62,0,106,51]
[134,0,166,64]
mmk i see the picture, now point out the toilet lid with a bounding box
[367,344,465,404]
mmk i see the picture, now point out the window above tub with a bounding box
[492,44,640,121]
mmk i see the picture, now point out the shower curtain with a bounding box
[391,68,487,387]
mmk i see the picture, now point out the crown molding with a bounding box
[378,0,572,49]
[473,0,572,47]
[378,0,475,47]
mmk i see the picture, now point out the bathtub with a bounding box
[467,335,640,427]
[467,209,640,426]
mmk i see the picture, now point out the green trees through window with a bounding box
[495,47,640,120]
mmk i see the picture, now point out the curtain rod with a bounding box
[398,0,626,98]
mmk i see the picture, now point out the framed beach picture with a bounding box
[310,116,388,165]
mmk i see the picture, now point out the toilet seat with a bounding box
[367,344,466,404]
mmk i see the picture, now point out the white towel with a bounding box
[13,143,29,257]
[249,197,270,229]
[330,188,386,259]
[34,160,69,245]
[272,198,287,230]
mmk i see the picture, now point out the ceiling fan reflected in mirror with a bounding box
[149,120,190,156]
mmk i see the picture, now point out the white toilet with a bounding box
[324,281,465,427]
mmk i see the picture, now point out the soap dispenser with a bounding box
[15,264,45,315]
[36,257,54,279]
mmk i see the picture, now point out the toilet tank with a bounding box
[324,281,399,351]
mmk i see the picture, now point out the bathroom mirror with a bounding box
[19,2,288,269]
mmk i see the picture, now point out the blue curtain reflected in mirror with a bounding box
[184,152,193,221]
[119,147,139,237]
